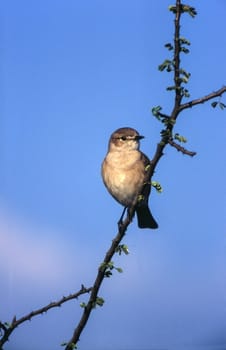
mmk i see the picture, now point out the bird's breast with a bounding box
[101,150,146,206]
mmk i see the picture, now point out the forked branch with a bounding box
[0,286,92,348]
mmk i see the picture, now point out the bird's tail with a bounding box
[136,206,158,229]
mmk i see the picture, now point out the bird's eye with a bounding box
[120,136,127,141]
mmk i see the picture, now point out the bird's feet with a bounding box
[117,207,127,232]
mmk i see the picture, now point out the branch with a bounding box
[150,85,226,171]
[173,0,183,110]
[149,0,184,175]
[65,2,226,348]
[0,286,92,348]
[168,138,196,156]
[179,86,226,112]
[64,208,135,350]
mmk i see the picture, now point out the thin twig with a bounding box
[168,139,197,156]
[179,86,226,112]
[0,286,92,348]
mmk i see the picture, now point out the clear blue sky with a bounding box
[1,1,226,350]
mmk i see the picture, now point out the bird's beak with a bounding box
[135,135,144,140]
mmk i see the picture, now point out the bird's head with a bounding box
[109,127,144,152]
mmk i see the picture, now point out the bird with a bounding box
[101,127,158,229]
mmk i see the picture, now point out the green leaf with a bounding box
[159,140,166,146]
[100,261,114,272]
[158,59,173,72]
[219,102,226,110]
[181,88,190,98]
[166,85,177,91]
[96,297,105,307]
[165,43,174,51]
[152,105,162,119]
[166,65,173,72]
[174,133,187,143]
[144,164,151,172]
[162,117,171,126]
[179,37,191,46]
[169,4,197,17]
[168,5,177,13]
[137,194,145,202]
[115,267,123,273]
[107,261,114,269]
[168,4,197,18]
[61,343,77,349]
[151,181,163,193]
[169,119,176,126]
[176,76,189,84]
[181,77,189,84]
[115,244,129,255]
[99,262,107,271]
[179,69,191,79]
[122,244,129,255]
[104,270,112,278]
[181,5,197,18]
[180,47,190,54]
[167,85,183,93]
[80,302,86,308]
[211,101,218,108]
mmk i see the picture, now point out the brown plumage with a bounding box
[101,127,158,229]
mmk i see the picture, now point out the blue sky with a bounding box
[1,1,226,350]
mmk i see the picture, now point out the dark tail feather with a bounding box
[136,206,158,229]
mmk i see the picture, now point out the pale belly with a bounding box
[102,156,145,207]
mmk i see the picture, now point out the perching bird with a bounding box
[101,127,158,229]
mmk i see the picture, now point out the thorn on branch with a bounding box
[168,138,196,156]
[12,316,17,326]
[81,284,89,293]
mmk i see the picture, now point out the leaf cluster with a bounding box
[115,244,129,255]
[80,296,105,309]
[159,4,194,100]
[151,181,163,193]
[100,261,123,278]
[169,4,197,17]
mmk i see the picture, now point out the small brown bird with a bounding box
[101,127,158,229]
